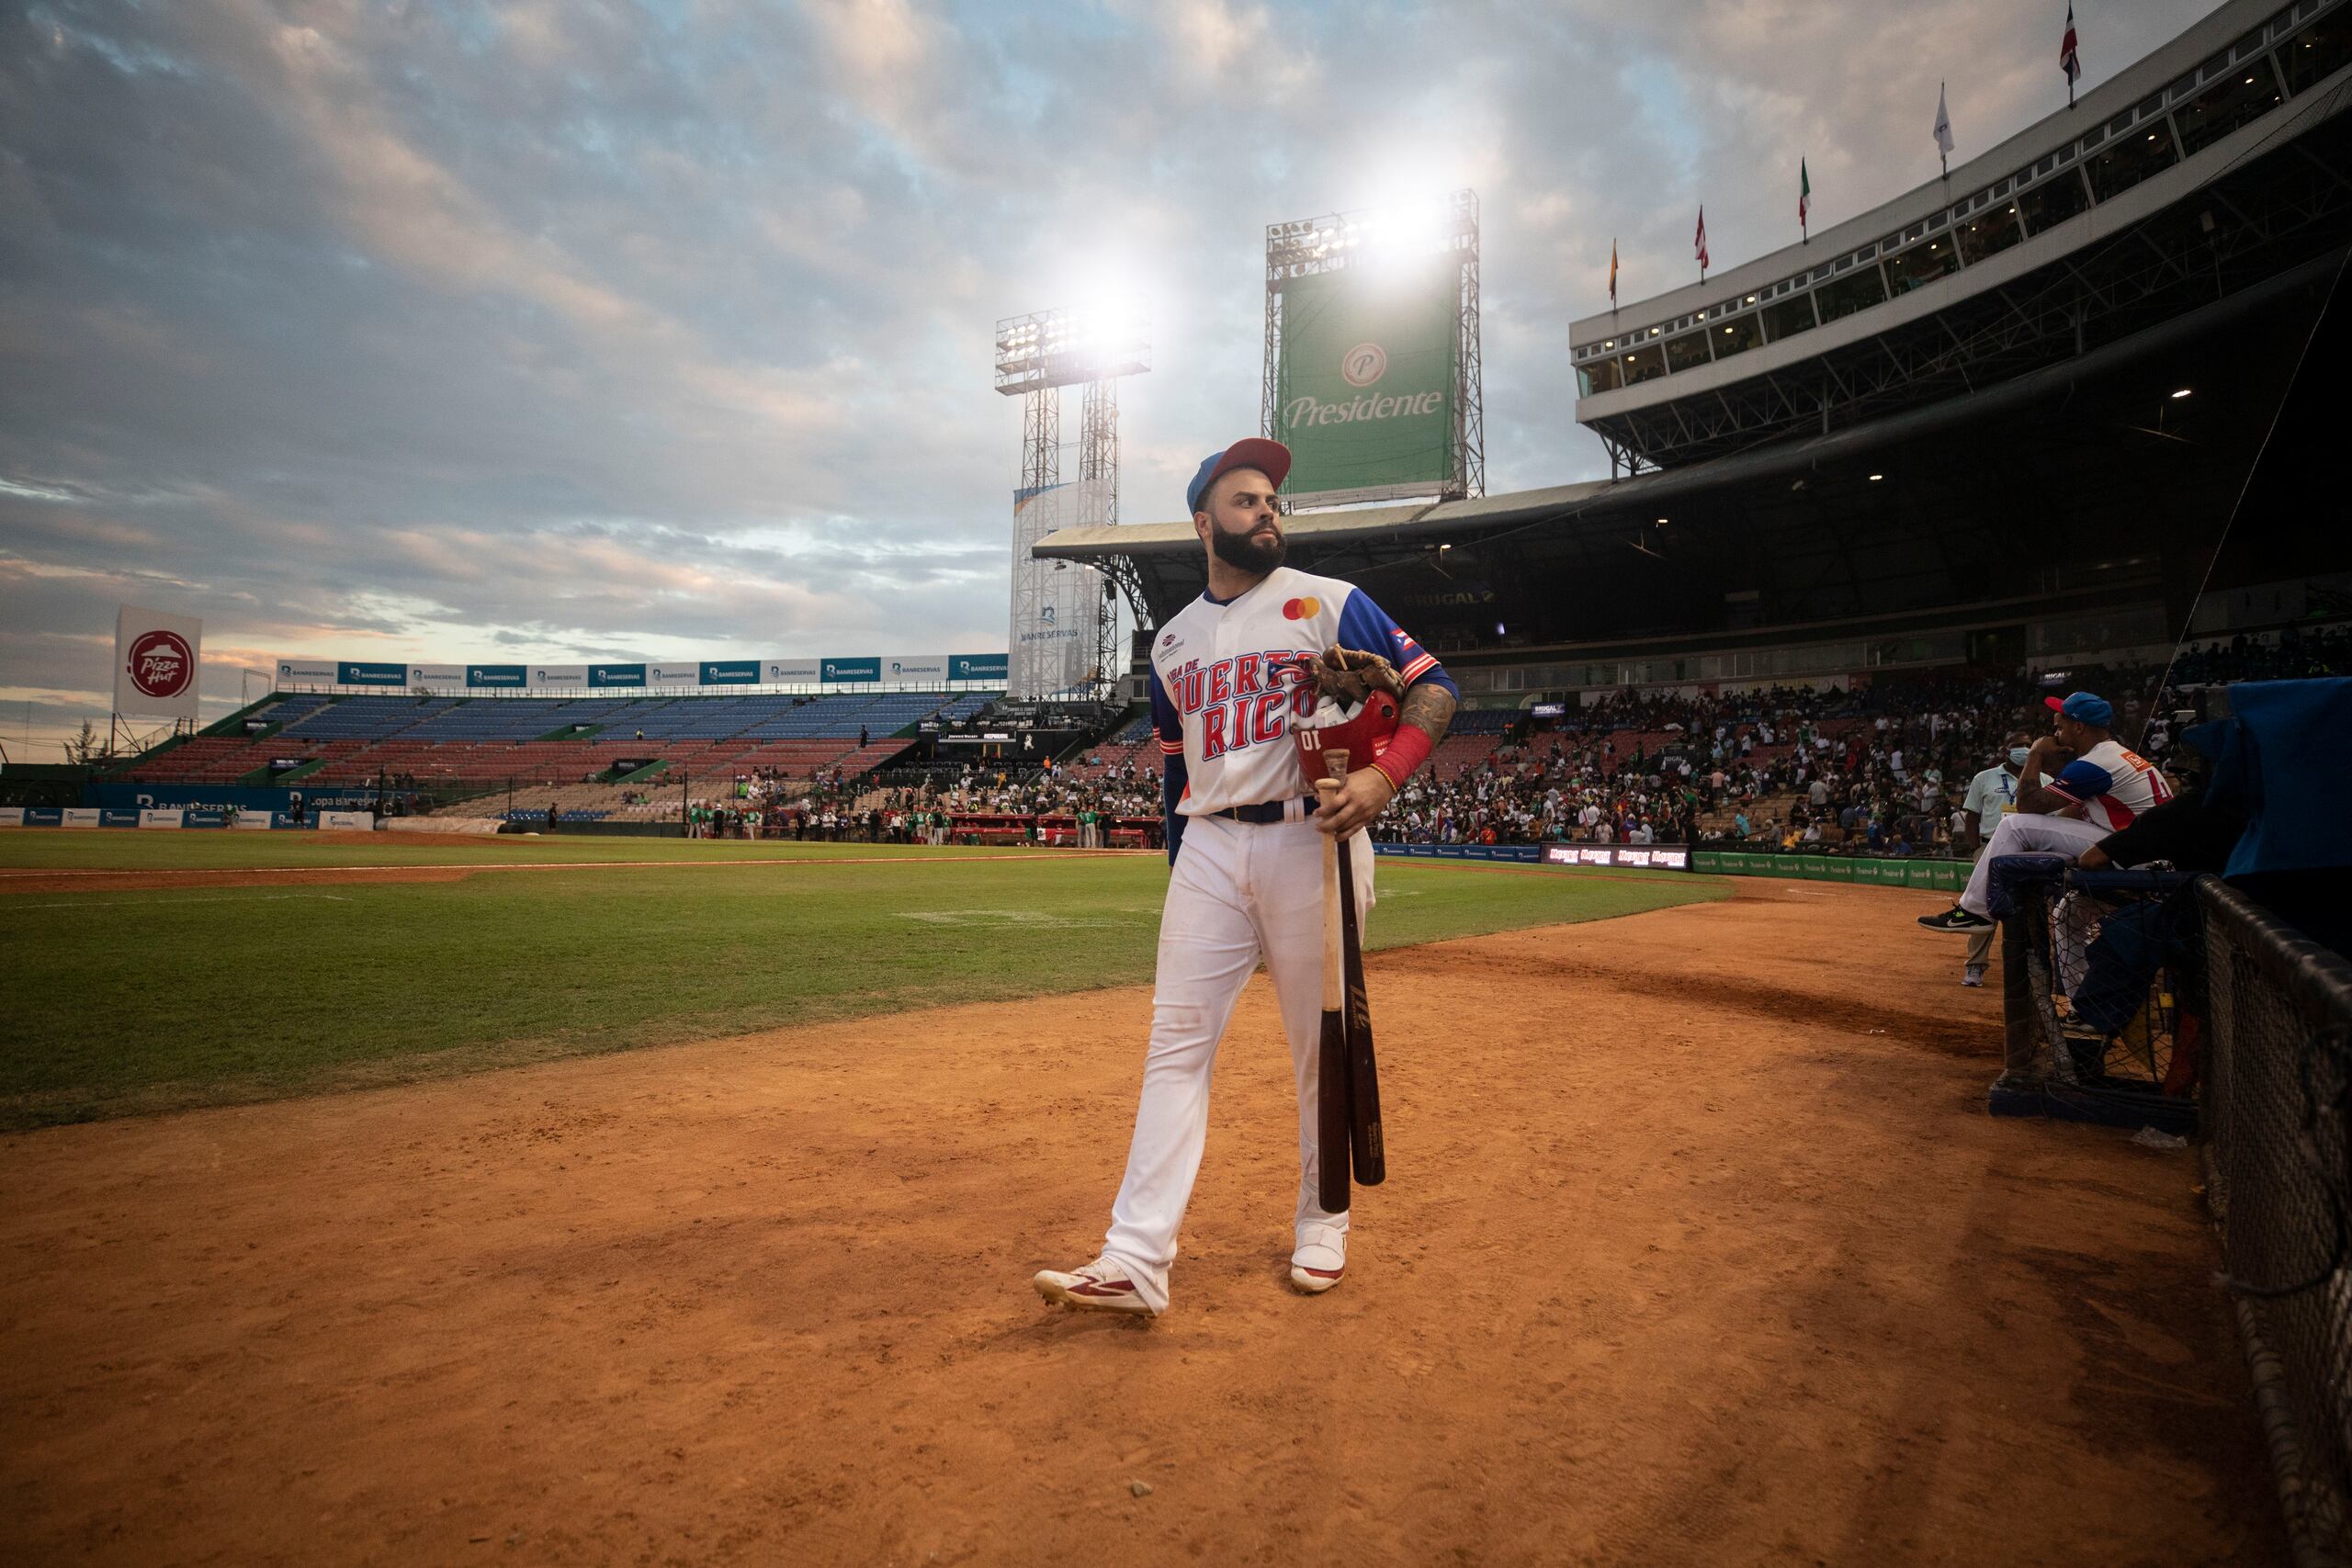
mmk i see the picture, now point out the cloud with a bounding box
[0,0,2213,750]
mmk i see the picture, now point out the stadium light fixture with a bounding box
[992,304,1150,395]
[1869,473,1884,481]
[2172,388,2193,399]
[1262,190,1476,276]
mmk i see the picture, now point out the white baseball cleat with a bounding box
[1290,1225,1346,1295]
[1034,1255,1153,1315]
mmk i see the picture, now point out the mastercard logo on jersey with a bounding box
[1281,596,1321,620]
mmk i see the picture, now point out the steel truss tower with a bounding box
[1078,376,1121,694]
[995,307,1148,702]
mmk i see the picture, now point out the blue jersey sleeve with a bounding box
[1161,753,1188,864]
[2049,757,2111,805]
[1149,665,1182,749]
[1336,588,1457,699]
[1149,666,1187,864]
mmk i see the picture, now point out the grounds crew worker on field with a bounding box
[1033,437,1457,1317]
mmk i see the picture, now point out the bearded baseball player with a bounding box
[1033,436,1457,1317]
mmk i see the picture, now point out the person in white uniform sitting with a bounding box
[1917,692,2171,933]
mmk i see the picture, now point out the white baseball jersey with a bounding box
[1148,565,1451,830]
[2048,738,2172,831]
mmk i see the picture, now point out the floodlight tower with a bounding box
[993,306,1149,702]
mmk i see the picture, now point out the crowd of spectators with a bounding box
[1376,622,2344,853]
[666,620,2343,854]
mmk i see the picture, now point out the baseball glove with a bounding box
[1310,646,1406,709]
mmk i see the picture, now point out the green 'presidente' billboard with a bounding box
[1274,257,1457,501]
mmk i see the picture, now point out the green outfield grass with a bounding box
[0,835,1727,1129]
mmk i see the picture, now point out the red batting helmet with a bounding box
[1292,688,1401,789]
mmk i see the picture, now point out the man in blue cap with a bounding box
[1031,436,1457,1316]
[1919,690,2173,931]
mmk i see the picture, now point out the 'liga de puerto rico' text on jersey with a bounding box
[1148,566,1454,858]
[2048,738,2172,831]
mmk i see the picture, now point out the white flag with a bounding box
[1933,83,1955,157]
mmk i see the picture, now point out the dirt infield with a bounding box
[0,882,2277,1565]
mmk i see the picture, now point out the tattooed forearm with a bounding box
[1400,681,1455,748]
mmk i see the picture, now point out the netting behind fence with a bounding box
[1990,857,2200,1131]
[2199,878,2352,1568]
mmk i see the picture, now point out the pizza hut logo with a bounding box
[127,629,193,700]
[1340,342,1387,388]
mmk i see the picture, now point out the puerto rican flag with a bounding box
[2060,3,2082,86]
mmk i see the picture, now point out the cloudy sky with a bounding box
[1,0,2211,753]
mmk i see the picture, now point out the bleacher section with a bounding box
[116,691,1001,810]
[1059,710,1159,781]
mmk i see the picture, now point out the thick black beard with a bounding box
[1211,523,1285,577]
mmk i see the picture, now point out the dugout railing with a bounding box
[1987,852,2352,1566]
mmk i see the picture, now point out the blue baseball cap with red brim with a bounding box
[2044,691,2114,726]
[1186,438,1292,516]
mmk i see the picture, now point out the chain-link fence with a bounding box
[2199,877,2352,1568]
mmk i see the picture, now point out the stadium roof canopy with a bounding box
[1037,0,2352,660]
[1567,0,2352,473]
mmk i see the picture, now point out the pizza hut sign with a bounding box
[127,629,194,700]
[113,605,204,718]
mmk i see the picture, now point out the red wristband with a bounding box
[1371,725,1432,793]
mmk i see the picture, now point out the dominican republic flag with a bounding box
[2061,4,2082,85]
[1798,160,1811,228]
[1694,206,1709,271]
[1609,237,1618,306]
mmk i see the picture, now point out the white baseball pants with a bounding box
[1100,808,1374,1314]
[1958,811,2108,915]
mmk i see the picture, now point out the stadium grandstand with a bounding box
[110,690,997,825]
[1039,0,2352,741]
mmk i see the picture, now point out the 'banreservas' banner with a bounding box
[1275,258,1457,500]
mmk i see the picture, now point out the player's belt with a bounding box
[1207,796,1319,825]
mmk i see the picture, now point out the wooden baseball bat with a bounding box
[1336,829,1385,1186]
[1316,753,1351,1215]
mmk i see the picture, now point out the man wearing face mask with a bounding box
[1952,731,2035,987]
